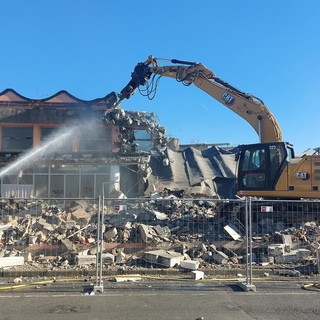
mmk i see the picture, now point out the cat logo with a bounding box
[221,92,235,106]
[296,172,310,180]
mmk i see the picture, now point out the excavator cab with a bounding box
[237,142,294,192]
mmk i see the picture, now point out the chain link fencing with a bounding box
[0,196,319,281]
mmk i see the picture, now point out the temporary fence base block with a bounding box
[238,282,256,292]
[93,285,104,293]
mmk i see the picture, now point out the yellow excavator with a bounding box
[105,55,320,199]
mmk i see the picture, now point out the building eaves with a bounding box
[0,89,107,110]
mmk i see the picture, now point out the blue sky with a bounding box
[1,1,319,151]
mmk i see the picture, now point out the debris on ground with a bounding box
[0,196,319,275]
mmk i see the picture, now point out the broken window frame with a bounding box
[132,129,152,151]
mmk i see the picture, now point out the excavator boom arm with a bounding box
[105,56,282,143]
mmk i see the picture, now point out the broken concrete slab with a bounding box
[274,253,297,264]
[75,253,115,266]
[112,274,142,282]
[224,224,241,240]
[0,256,24,268]
[61,238,77,253]
[143,250,184,268]
[105,212,137,225]
[71,208,91,225]
[139,224,157,243]
[180,260,200,270]
[268,244,287,257]
[211,250,229,264]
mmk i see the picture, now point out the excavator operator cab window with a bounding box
[238,142,287,191]
[240,147,266,189]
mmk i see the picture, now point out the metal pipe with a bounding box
[245,197,249,283]
[95,196,101,286]
[99,195,104,287]
[249,197,253,285]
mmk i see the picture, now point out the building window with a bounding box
[50,175,64,198]
[133,130,152,151]
[81,175,94,197]
[34,175,48,197]
[78,126,112,153]
[2,127,33,151]
[95,175,110,197]
[66,175,80,198]
[41,127,72,152]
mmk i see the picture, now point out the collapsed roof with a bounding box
[104,104,238,199]
[146,145,237,199]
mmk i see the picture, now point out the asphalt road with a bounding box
[0,278,320,320]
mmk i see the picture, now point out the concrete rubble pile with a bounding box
[0,196,319,275]
[104,105,169,155]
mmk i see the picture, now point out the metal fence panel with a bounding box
[250,199,320,277]
[102,197,246,276]
[1,196,319,280]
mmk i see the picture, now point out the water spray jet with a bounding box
[0,125,80,179]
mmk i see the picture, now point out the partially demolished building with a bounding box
[0,88,237,200]
[0,89,319,277]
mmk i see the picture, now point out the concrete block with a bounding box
[238,282,256,292]
[61,238,77,252]
[153,225,171,238]
[143,250,184,268]
[105,212,137,225]
[180,260,200,270]
[268,244,287,256]
[75,255,96,266]
[76,253,115,265]
[0,256,24,267]
[298,248,311,260]
[191,271,204,280]
[112,275,142,282]
[87,237,95,244]
[22,252,32,262]
[282,234,292,245]
[139,224,156,243]
[71,208,91,224]
[212,250,229,264]
[275,251,299,264]
[103,253,115,265]
[93,285,103,293]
